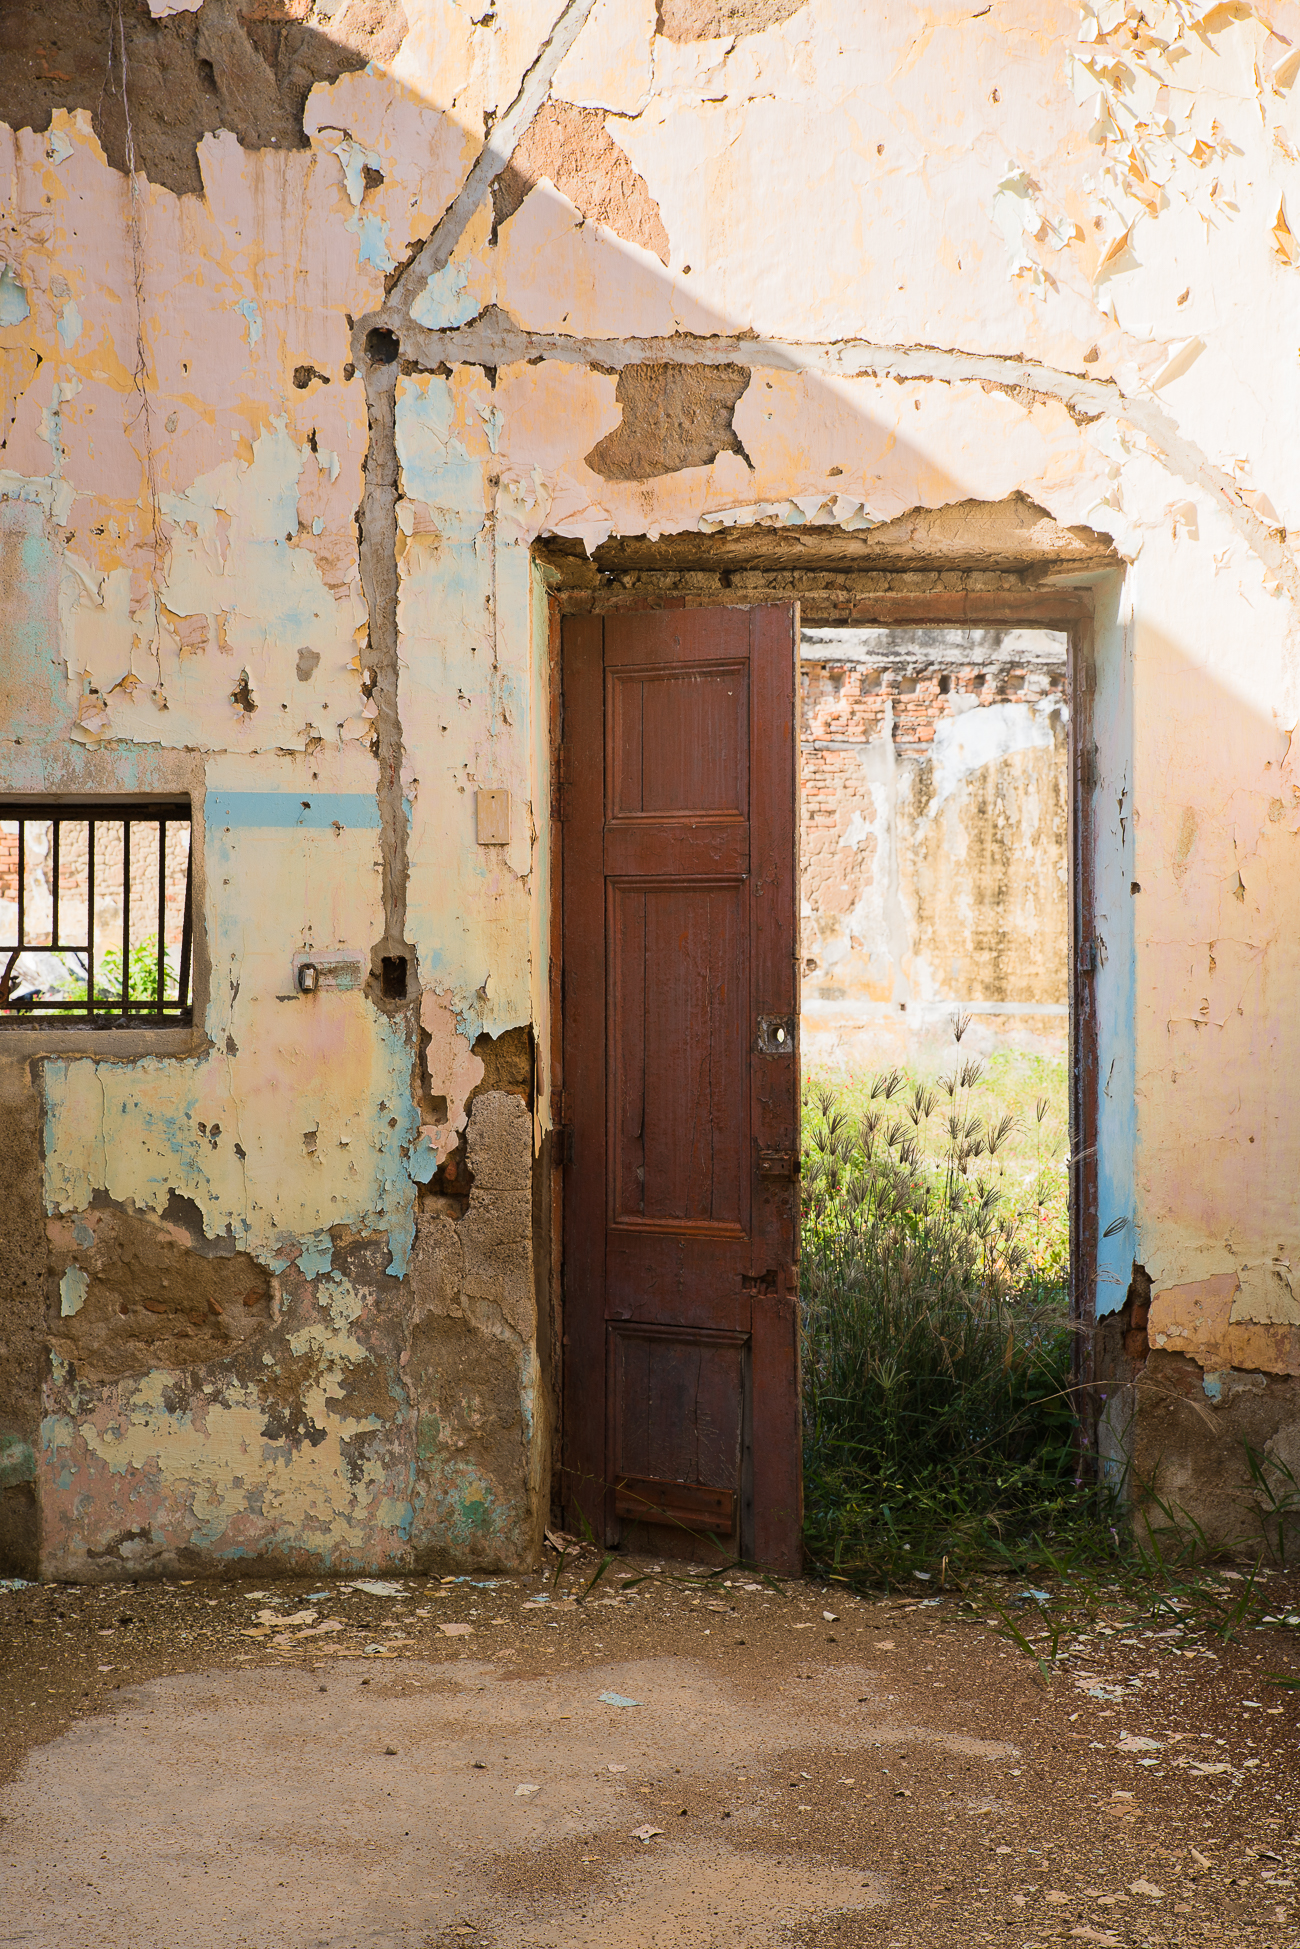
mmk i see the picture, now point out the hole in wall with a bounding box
[366,328,400,367]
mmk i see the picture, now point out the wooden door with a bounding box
[560,604,802,1575]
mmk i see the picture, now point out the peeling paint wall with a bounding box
[5,0,1300,1569]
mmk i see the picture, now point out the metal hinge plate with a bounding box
[758,1148,799,1178]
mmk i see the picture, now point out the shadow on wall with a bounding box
[1,0,408,199]
[3,3,1284,1577]
[0,0,1122,584]
[0,0,1116,1586]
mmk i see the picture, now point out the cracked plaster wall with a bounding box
[4,0,1300,1567]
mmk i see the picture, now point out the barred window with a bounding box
[0,801,193,1029]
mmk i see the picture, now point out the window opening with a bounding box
[0,800,193,1027]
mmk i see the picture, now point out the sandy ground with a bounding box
[2,1558,1300,1948]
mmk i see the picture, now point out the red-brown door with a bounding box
[560,604,802,1575]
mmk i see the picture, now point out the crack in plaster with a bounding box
[357,351,408,977]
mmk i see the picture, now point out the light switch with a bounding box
[476,788,511,844]
[291,950,364,993]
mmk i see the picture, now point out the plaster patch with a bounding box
[411,260,480,330]
[234,299,263,347]
[348,211,397,275]
[1232,1262,1300,1328]
[325,133,382,208]
[395,374,486,529]
[551,0,656,113]
[493,102,669,263]
[418,988,485,1165]
[1149,1272,1300,1379]
[59,1266,88,1318]
[56,301,82,350]
[586,363,751,480]
[991,165,1074,293]
[656,0,805,36]
[0,266,31,327]
[59,418,371,752]
[926,701,1060,814]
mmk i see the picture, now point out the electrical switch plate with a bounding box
[291,950,364,994]
[476,788,511,844]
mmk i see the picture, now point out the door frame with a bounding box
[546,584,1101,1546]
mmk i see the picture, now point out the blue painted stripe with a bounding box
[206,792,381,831]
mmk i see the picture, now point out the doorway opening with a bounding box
[797,612,1098,1584]
[545,552,1101,1578]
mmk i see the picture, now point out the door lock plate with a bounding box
[755,1014,795,1055]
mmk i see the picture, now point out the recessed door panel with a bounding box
[610,1325,748,1538]
[609,664,749,819]
[610,880,747,1232]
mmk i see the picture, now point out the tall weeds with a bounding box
[800,1052,1111,1586]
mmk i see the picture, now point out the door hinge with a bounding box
[553,1124,574,1166]
[1078,938,1096,972]
[758,1148,800,1178]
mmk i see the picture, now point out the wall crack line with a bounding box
[351,0,603,1010]
[357,345,408,984]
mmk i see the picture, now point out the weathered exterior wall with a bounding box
[4,0,1300,1568]
[800,627,1068,1072]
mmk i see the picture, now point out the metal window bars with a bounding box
[0,800,193,1027]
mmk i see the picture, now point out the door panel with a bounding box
[561,604,801,1574]
[609,664,749,818]
[611,881,747,1231]
[609,1325,749,1541]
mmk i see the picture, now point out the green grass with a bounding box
[799,1045,1300,1625]
[62,933,177,1005]
[799,1044,1113,1590]
[807,1047,1071,1290]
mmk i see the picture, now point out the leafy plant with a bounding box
[63,932,176,1006]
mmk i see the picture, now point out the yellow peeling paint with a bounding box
[1149,1272,1300,1379]
[8,0,1300,1574]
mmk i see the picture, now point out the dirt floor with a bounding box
[2,1555,1300,1948]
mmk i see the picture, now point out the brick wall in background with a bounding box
[800,627,1069,1074]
